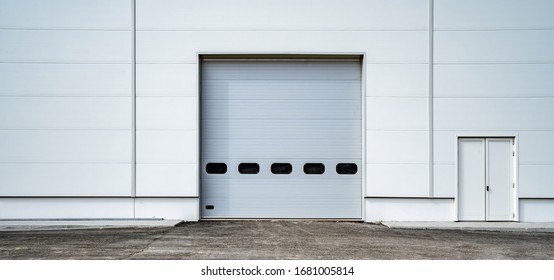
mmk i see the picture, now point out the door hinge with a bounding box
[513,182,515,188]
[513,151,515,156]
[513,213,515,218]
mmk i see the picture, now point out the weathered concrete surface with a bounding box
[0,219,183,231]
[382,221,554,232]
[1,221,553,260]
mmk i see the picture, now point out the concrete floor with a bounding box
[382,221,554,232]
[0,219,183,231]
[1,221,553,260]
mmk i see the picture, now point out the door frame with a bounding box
[196,53,367,220]
[454,135,519,222]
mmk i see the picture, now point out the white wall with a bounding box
[519,199,554,222]
[135,0,432,213]
[0,0,133,201]
[1,0,552,221]
[365,198,453,222]
[433,0,554,202]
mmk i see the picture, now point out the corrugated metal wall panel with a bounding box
[201,59,362,219]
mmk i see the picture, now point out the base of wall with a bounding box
[0,197,199,221]
[3,197,554,222]
[135,198,199,220]
[364,198,454,222]
[519,199,554,222]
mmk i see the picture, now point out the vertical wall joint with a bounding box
[131,0,137,216]
[429,0,434,198]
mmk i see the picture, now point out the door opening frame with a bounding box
[454,135,519,222]
[196,53,366,220]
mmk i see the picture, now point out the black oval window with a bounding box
[336,163,357,175]
[304,163,325,174]
[271,163,292,174]
[238,163,259,174]
[206,163,227,174]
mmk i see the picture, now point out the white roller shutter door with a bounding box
[201,58,362,219]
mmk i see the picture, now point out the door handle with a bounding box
[486,186,490,191]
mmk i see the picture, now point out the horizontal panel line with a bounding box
[201,176,361,178]
[434,96,554,99]
[0,27,131,31]
[204,118,360,120]
[137,163,196,165]
[137,62,197,65]
[0,162,131,165]
[0,162,132,164]
[203,122,360,124]
[366,62,429,65]
[135,62,428,65]
[138,162,197,164]
[200,164,360,166]
[202,79,360,81]
[0,62,131,65]
[202,159,361,161]
[0,96,132,98]
[519,197,554,200]
[0,128,131,131]
[135,196,198,198]
[435,62,554,65]
[136,95,197,98]
[203,58,362,62]
[142,61,429,64]
[0,95,132,98]
[366,162,429,165]
[366,96,428,98]
[435,28,554,32]
[201,180,361,182]
[0,196,198,198]
[364,196,453,199]
[518,164,554,166]
[136,96,195,98]
[202,139,362,141]
[434,129,554,131]
[366,163,429,165]
[136,29,428,32]
[136,129,197,131]
[366,129,428,131]
[203,99,361,101]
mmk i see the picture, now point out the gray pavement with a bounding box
[1,221,553,260]
[0,219,183,231]
[382,221,554,232]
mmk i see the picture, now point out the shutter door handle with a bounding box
[486,186,490,191]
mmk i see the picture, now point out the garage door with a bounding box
[201,57,362,219]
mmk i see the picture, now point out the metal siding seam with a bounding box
[131,0,137,217]
[429,0,435,198]
[361,54,367,220]
[197,56,202,219]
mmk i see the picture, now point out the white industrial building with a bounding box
[1,0,553,222]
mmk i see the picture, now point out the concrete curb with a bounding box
[0,219,184,231]
[381,221,554,233]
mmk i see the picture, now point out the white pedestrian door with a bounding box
[458,138,515,221]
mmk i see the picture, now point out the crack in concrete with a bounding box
[123,229,171,260]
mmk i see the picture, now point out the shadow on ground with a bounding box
[1,221,553,260]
